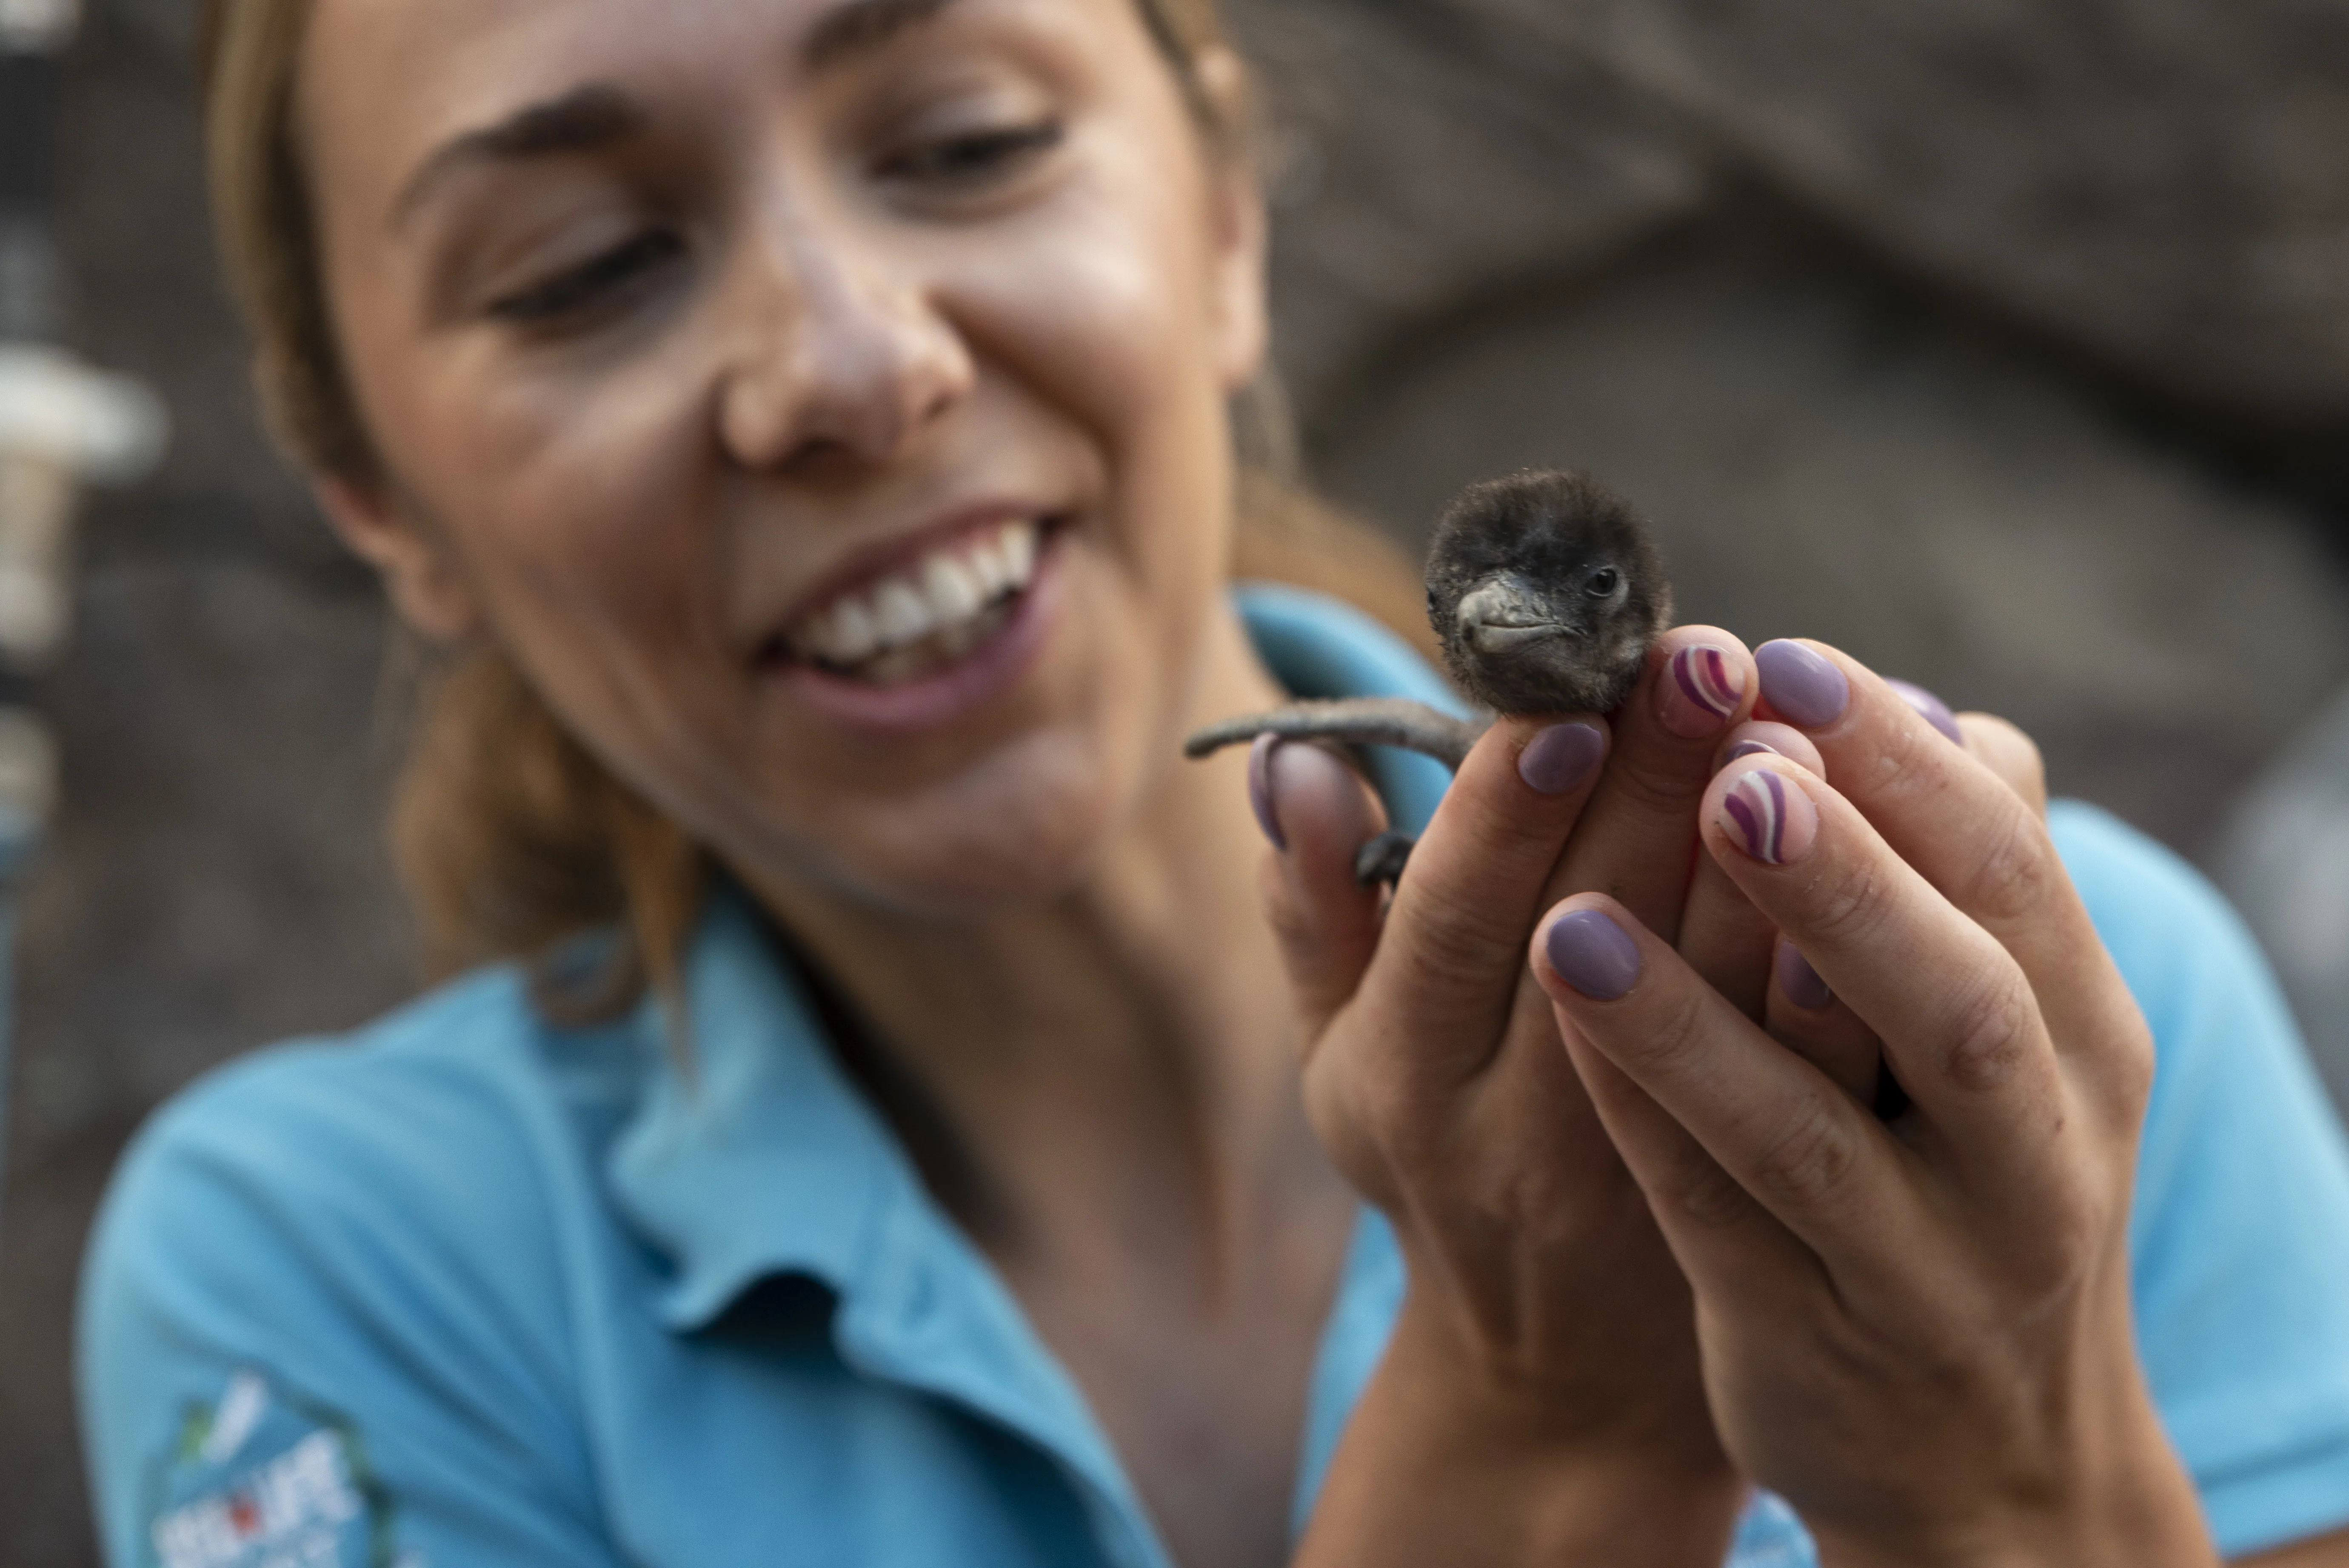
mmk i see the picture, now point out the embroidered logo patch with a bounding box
[145,1370,406,1568]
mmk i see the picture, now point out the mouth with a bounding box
[1456,580,1577,656]
[762,515,1056,688]
[1463,620,1571,654]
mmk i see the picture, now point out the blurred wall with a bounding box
[6,0,2349,1560]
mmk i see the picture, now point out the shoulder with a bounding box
[2045,798,2343,1197]
[80,960,659,1351]
[80,965,596,1373]
[2048,800,2272,1040]
[78,965,641,1565]
[2048,800,2342,1152]
[87,966,603,1289]
[2049,804,2349,1554]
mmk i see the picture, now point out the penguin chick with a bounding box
[1184,468,1673,883]
[1425,468,1673,716]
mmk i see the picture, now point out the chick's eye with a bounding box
[880,119,1064,186]
[1584,567,1621,598]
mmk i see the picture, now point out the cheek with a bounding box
[950,184,1239,623]
[356,327,760,840]
[361,319,722,682]
[948,131,1230,478]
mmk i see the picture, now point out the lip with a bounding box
[751,499,1058,658]
[768,521,1067,734]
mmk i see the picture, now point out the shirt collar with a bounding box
[610,583,1455,1326]
[603,584,1453,1561]
[608,888,1165,1560]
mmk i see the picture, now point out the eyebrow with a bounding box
[802,0,961,73]
[388,0,965,231]
[391,83,646,231]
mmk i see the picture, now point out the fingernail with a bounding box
[1774,939,1832,1011]
[1718,765,1820,865]
[1545,908,1642,1001]
[1887,678,1963,745]
[1724,739,1779,763]
[1519,722,1606,796]
[1247,733,1286,851]
[1657,644,1747,739]
[1756,641,1850,729]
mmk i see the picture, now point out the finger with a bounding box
[1750,642,2126,1054]
[1550,627,1757,940]
[1765,938,1884,1107]
[1958,711,2047,818]
[1533,895,1917,1284]
[1366,715,1610,1074]
[1556,1022,1817,1301]
[1717,721,1823,776]
[1256,738,1391,1043]
[1677,722,1826,1015]
[1702,755,2076,1196]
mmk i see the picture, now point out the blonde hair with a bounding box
[198,0,1433,1014]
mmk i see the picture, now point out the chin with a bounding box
[780,733,1139,921]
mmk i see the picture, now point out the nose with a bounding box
[715,217,974,474]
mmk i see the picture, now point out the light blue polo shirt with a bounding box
[80,586,2349,1568]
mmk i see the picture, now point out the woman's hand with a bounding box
[1532,641,2215,1568]
[1270,627,1770,1567]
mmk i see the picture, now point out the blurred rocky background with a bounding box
[5,0,2349,1559]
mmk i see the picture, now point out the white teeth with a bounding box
[1002,524,1036,587]
[823,596,879,665]
[873,579,932,647]
[921,553,984,624]
[786,518,1047,671]
[968,538,1010,598]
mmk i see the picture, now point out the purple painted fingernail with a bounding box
[1657,644,1747,739]
[1725,739,1779,763]
[1887,678,1963,745]
[1519,722,1606,796]
[1247,733,1286,851]
[1718,766,1820,865]
[1756,641,1850,729]
[1774,939,1832,1011]
[1544,908,1642,1001]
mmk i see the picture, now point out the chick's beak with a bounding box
[1456,573,1581,655]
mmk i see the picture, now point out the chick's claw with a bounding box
[1352,830,1416,888]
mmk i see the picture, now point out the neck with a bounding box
[746,601,1336,1304]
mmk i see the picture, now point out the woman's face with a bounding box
[300,0,1268,915]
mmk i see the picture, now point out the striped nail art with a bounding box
[1673,645,1744,720]
[1655,643,1747,739]
[1720,767,1816,865]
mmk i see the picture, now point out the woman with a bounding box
[78,0,2349,1563]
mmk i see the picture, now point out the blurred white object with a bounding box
[2214,683,2349,1120]
[0,344,168,664]
[0,0,77,54]
[0,344,166,481]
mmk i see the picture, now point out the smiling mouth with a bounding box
[766,517,1051,688]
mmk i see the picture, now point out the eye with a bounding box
[486,228,686,326]
[1584,566,1621,599]
[877,119,1064,188]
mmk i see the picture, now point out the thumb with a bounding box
[1253,737,1390,1045]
